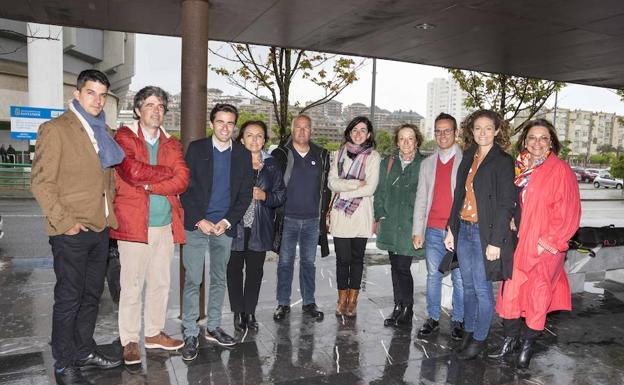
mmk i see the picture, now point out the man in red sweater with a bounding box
[412,113,464,340]
[111,86,189,365]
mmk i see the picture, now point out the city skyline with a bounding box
[132,35,624,118]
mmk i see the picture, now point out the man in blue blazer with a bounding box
[179,103,253,360]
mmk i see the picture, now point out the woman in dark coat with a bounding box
[374,124,425,328]
[444,110,516,360]
[227,120,286,331]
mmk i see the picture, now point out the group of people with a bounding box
[31,69,581,385]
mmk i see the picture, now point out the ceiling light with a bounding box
[415,23,436,30]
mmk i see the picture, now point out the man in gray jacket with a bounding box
[412,113,464,340]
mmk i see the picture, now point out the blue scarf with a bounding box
[72,99,125,169]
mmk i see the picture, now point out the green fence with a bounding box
[0,163,32,197]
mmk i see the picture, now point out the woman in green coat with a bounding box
[374,123,425,327]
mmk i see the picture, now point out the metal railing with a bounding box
[0,162,32,197]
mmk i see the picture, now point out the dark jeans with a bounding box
[334,237,367,290]
[503,318,541,339]
[227,228,266,314]
[389,252,414,305]
[49,228,109,369]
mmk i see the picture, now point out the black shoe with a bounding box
[516,339,535,369]
[455,331,473,353]
[417,318,439,337]
[273,305,291,321]
[302,303,324,320]
[233,312,247,332]
[55,366,91,385]
[181,336,199,361]
[458,339,487,360]
[384,304,401,327]
[395,304,413,327]
[450,320,464,341]
[205,327,237,347]
[245,313,259,331]
[487,336,520,359]
[75,351,121,370]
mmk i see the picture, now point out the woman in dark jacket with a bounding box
[227,120,286,331]
[374,124,425,328]
[444,110,516,360]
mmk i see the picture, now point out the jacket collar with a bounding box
[130,121,172,140]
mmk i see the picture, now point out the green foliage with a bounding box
[596,144,616,155]
[376,130,395,155]
[589,153,615,166]
[420,139,437,152]
[611,155,624,178]
[559,140,572,161]
[238,110,267,127]
[448,69,564,134]
[210,44,364,142]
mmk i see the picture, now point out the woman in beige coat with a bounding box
[328,116,381,317]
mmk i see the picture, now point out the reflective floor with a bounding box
[1,251,623,385]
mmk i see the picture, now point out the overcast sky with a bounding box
[132,34,624,116]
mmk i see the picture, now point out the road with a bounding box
[1,184,622,259]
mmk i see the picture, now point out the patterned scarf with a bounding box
[333,143,372,216]
[514,149,551,189]
[71,99,125,169]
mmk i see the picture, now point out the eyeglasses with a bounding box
[526,135,551,144]
[434,128,454,137]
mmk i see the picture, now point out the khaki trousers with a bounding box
[118,224,174,346]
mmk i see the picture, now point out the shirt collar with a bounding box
[213,138,233,152]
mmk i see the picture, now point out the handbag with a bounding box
[438,250,459,274]
[325,193,338,232]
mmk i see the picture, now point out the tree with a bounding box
[611,155,624,179]
[448,70,564,134]
[210,44,364,142]
[1,26,61,56]
[420,139,437,152]
[376,130,395,156]
[560,140,572,161]
[597,144,616,155]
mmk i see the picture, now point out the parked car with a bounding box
[580,168,601,183]
[571,167,584,181]
[593,173,623,189]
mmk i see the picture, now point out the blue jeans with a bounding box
[425,227,464,322]
[276,216,320,306]
[182,229,232,337]
[456,221,493,341]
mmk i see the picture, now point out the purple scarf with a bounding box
[333,143,372,216]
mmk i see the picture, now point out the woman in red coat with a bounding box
[488,119,581,368]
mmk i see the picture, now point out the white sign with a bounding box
[10,106,64,140]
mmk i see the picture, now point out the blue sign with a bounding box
[10,105,65,140]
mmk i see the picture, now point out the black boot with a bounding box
[456,331,473,353]
[233,312,246,332]
[457,338,487,360]
[487,336,520,359]
[395,304,413,327]
[384,304,401,327]
[246,313,259,331]
[516,339,535,369]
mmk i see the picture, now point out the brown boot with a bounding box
[335,289,348,316]
[346,289,360,317]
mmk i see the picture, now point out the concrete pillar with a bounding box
[27,23,63,109]
[180,0,209,151]
[180,0,209,320]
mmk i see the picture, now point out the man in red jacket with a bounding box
[111,86,189,366]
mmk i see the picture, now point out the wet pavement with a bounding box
[1,199,624,384]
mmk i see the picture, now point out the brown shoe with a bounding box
[346,289,360,317]
[123,342,141,365]
[145,332,184,351]
[335,289,348,316]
